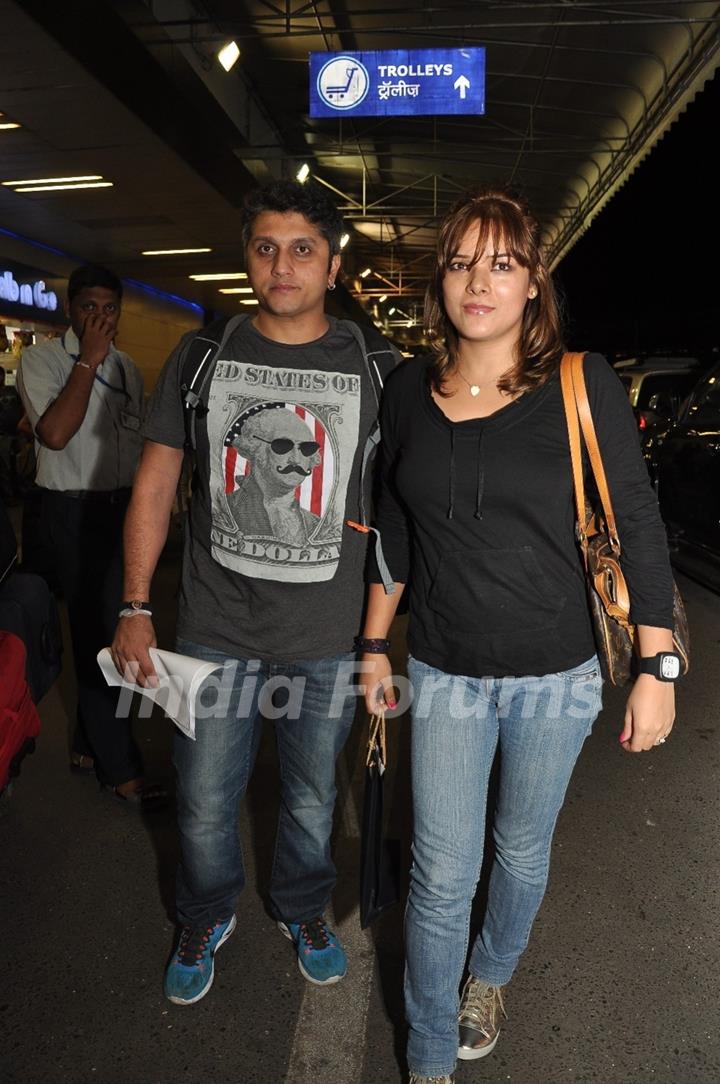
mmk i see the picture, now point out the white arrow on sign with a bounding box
[454,75,470,99]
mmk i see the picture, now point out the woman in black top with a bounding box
[360,187,677,1084]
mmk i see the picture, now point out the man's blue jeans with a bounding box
[174,639,357,928]
[405,654,603,1077]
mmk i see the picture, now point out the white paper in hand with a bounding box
[97,647,223,739]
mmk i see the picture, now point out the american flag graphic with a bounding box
[222,403,334,518]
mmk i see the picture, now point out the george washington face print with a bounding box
[225,403,324,547]
[207,356,361,584]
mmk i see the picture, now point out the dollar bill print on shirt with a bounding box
[207,359,361,582]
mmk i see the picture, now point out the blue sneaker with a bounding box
[278,916,347,985]
[164,914,236,1005]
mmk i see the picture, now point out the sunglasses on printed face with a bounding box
[252,435,320,457]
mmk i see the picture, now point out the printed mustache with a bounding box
[277,464,312,478]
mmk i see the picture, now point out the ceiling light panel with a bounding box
[218,41,240,72]
[2,175,104,186]
[14,182,114,192]
[189,273,247,281]
[0,112,21,130]
[142,248,212,255]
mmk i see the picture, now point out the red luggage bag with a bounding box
[0,631,41,794]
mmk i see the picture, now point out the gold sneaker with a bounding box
[457,976,506,1060]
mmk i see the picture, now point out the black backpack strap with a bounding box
[180,314,247,451]
[359,323,403,406]
[338,318,402,408]
[340,320,402,595]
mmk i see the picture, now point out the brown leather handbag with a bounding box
[560,352,690,686]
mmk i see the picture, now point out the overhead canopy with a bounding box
[2,0,718,326]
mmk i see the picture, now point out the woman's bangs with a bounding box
[440,202,532,271]
[483,206,533,267]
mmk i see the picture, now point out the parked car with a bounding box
[642,362,720,592]
[615,356,703,432]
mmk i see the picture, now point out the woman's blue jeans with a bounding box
[405,654,603,1077]
[173,639,357,928]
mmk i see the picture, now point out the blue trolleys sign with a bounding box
[309,48,485,118]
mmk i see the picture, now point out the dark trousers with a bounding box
[42,489,143,786]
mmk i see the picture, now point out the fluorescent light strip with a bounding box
[240,299,258,306]
[0,223,203,314]
[0,123,21,130]
[219,287,253,294]
[189,273,247,281]
[15,181,114,192]
[143,248,212,255]
[2,175,103,186]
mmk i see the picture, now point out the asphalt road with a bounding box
[2,568,719,1084]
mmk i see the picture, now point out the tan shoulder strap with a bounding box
[559,353,589,558]
[568,353,621,552]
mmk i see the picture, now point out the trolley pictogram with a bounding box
[316,56,370,111]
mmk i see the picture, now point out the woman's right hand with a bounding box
[362,653,397,715]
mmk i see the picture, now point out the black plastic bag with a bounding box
[360,713,401,928]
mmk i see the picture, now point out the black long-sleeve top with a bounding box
[372,352,674,678]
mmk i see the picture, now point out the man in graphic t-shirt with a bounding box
[111,180,399,1004]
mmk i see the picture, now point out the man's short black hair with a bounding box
[67,264,123,303]
[241,180,344,258]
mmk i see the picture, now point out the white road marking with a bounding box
[285,750,376,1084]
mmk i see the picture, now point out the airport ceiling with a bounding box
[1,0,719,330]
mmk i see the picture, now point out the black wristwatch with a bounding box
[638,652,681,682]
[119,599,152,618]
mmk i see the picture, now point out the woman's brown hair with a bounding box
[424,186,564,395]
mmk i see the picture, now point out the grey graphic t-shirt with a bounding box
[143,317,379,661]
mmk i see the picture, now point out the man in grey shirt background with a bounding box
[17,264,164,808]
